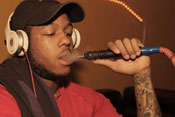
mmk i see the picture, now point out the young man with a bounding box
[0,0,161,117]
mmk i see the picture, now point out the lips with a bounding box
[58,51,72,65]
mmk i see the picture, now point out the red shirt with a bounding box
[0,83,122,117]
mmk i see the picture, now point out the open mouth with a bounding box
[58,52,72,65]
[59,51,79,65]
[59,58,72,66]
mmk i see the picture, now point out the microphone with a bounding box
[79,46,160,60]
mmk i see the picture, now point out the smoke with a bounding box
[61,51,81,64]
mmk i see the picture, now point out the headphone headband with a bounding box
[5,12,81,56]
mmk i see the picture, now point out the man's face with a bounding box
[28,13,73,80]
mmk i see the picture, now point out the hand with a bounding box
[93,38,151,76]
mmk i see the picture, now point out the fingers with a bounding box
[131,39,141,56]
[123,38,136,59]
[107,38,143,60]
[115,39,130,59]
[107,41,120,54]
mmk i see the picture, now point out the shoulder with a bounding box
[60,82,122,116]
[60,82,106,108]
[61,82,111,108]
[0,84,21,116]
[60,82,108,105]
[65,82,104,99]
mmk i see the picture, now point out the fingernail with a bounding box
[124,55,129,59]
[131,54,136,59]
[115,49,120,54]
[139,44,144,47]
[136,51,141,56]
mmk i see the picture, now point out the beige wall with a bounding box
[0,0,175,94]
[0,0,22,61]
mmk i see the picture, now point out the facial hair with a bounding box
[27,49,70,82]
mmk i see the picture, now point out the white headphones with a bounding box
[5,12,81,56]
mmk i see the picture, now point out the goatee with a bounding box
[27,50,70,87]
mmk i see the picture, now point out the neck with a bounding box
[41,78,59,97]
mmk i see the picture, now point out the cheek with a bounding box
[29,28,59,66]
[29,38,70,74]
[30,39,56,64]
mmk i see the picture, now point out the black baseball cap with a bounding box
[10,0,85,31]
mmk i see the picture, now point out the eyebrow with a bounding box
[38,22,73,32]
[64,23,73,31]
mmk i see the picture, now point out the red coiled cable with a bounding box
[160,47,175,67]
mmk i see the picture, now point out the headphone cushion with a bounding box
[16,30,29,56]
[72,28,81,49]
[6,31,19,54]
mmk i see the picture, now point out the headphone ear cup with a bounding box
[6,30,20,55]
[16,30,29,56]
[5,12,19,55]
[5,12,29,56]
[72,28,81,49]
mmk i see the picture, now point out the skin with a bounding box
[29,13,161,116]
[29,13,73,97]
[94,39,161,116]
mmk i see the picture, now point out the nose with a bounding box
[58,32,73,48]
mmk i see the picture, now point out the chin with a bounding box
[53,66,71,76]
[60,69,71,76]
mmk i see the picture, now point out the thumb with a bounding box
[93,59,115,68]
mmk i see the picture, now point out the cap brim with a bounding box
[27,1,85,25]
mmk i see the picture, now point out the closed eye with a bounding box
[44,33,56,36]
